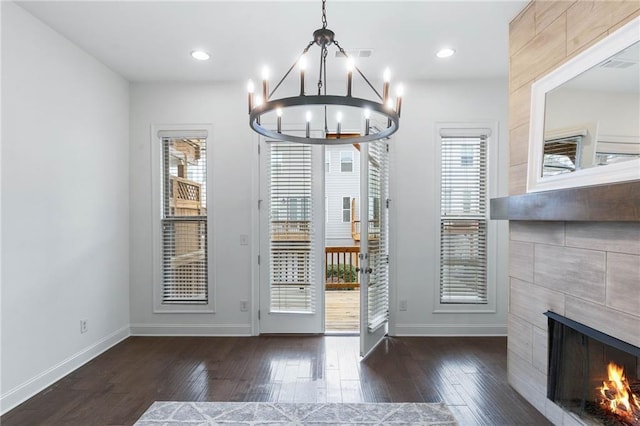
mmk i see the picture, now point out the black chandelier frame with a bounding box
[247,0,401,145]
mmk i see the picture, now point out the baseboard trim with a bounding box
[130,323,252,336]
[393,323,507,336]
[0,325,130,415]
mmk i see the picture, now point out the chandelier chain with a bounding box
[323,47,328,96]
[321,0,327,29]
[322,46,328,133]
[317,45,328,96]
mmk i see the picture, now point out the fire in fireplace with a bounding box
[597,362,640,424]
[545,311,640,426]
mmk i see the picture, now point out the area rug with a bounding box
[134,401,458,425]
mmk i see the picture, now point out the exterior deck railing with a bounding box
[271,220,311,241]
[325,246,360,290]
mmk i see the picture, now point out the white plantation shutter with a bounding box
[269,143,315,312]
[367,141,389,331]
[162,137,208,303]
[440,134,488,304]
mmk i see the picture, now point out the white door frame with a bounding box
[256,134,325,334]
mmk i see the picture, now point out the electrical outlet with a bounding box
[399,300,408,311]
[80,319,88,334]
[240,234,249,246]
[240,300,249,312]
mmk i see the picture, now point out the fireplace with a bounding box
[546,312,640,425]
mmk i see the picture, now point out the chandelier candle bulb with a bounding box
[255,95,263,125]
[336,111,343,138]
[247,80,255,113]
[346,58,354,97]
[382,67,391,103]
[364,108,371,136]
[299,56,307,96]
[387,97,394,127]
[395,85,404,117]
[276,108,282,133]
[261,66,269,101]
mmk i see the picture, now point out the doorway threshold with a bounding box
[324,330,359,336]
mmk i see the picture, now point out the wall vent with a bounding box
[600,58,636,69]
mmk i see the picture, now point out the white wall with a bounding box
[1,2,130,413]
[390,79,509,336]
[130,78,509,337]
[129,83,254,334]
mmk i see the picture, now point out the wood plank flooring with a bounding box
[1,336,551,426]
[325,290,359,331]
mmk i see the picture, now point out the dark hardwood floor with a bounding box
[1,336,551,425]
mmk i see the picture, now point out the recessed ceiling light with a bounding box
[191,50,210,61]
[436,48,456,59]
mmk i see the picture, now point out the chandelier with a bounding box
[246,0,403,145]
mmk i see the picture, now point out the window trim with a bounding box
[342,196,351,223]
[432,122,498,314]
[340,150,354,173]
[151,124,215,314]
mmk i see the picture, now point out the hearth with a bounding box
[545,312,640,426]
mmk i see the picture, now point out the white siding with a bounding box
[325,145,360,246]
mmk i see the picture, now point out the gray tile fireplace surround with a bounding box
[491,181,640,425]
[506,221,640,425]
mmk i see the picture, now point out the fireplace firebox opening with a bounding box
[545,311,640,426]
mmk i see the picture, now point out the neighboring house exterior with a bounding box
[325,145,360,247]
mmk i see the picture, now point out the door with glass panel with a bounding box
[359,140,390,357]
[259,140,324,333]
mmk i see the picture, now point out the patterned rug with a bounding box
[135,401,458,425]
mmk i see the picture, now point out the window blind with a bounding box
[367,141,389,331]
[161,137,208,303]
[269,143,315,312]
[440,135,488,304]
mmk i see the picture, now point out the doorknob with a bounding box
[365,267,372,273]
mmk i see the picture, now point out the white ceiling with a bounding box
[17,1,527,83]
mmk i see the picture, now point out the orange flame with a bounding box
[597,362,640,423]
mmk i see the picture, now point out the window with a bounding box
[161,137,208,304]
[439,134,488,304]
[340,151,353,172]
[342,197,351,222]
[542,136,581,176]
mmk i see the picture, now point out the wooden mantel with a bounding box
[490,181,640,222]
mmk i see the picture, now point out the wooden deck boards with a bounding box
[325,290,359,332]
